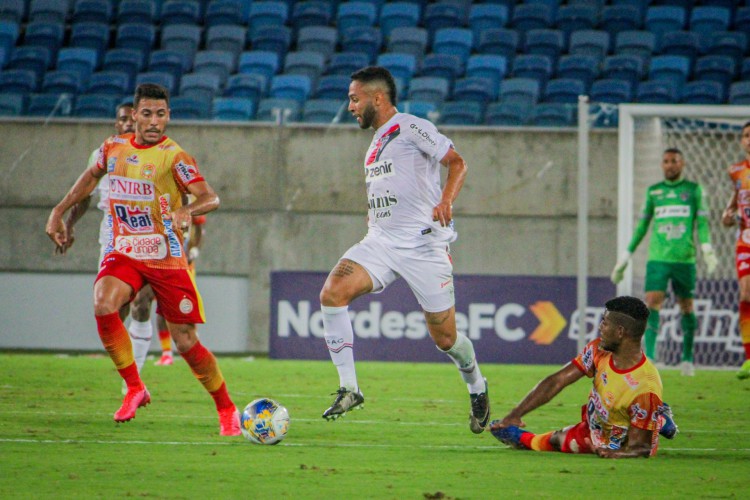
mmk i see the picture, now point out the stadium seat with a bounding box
[601,54,645,89]
[0,1,25,24]
[729,81,750,105]
[270,74,312,104]
[327,52,370,76]
[614,30,656,62]
[160,0,201,26]
[160,24,202,62]
[648,55,690,93]
[468,4,509,42]
[302,98,346,123]
[148,50,190,85]
[248,1,289,37]
[530,103,576,127]
[680,80,725,104]
[179,72,222,102]
[466,54,507,91]
[689,7,730,43]
[485,101,530,126]
[204,0,243,27]
[117,23,157,58]
[693,55,736,89]
[0,69,39,94]
[87,70,132,95]
[205,25,245,60]
[0,20,19,56]
[224,73,266,102]
[543,78,586,103]
[644,6,686,46]
[0,47,8,69]
[437,101,483,126]
[432,28,474,64]
[499,77,540,106]
[256,97,301,122]
[379,2,421,39]
[568,30,610,63]
[297,26,338,60]
[524,29,564,65]
[28,93,74,116]
[69,22,110,65]
[589,78,633,103]
[452,76,497,104]
[377,52,417,84]
[512,54,553,88]
[510,4,554,35]
[29,0,69,23]
[421,54,464,87]
[74,93,119,117]
[117,0,156,24]
[0,93,28,116]
[742,57,750,82]
[56,47,98,85]
[238,50,279,81]
[169,95,212,119]
[290,1,333,33]
[212,97,256,121]
[735,7,750,34]
[555,5,598,40]
[636,80,678,103]
[476,28,519,61]
[704,32,747,64]
[609,0,649,18]
[314,75,351,99]
[388,27,429,61]
[135,71,176,94]
[599,5,642,39]
[193,50,236,87]
[284,51,327,86]
[72,0,113,24]
[423,2,466,42]
[339,26,382,63]
[400,100,438,120]
[658,31,700,64]
[8,46,51,82]
[337,2,377,32]
[407,76,450,104]
[42,70,84,95]
[556,54,599,89]
[249,25,292,59]
[23,21,65,60]
[103,49,144,84]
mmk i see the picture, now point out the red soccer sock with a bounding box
[158,329,171,354]
[96,312,141,389]
[180,341,233,410]
[739,302,750,356]
[521,431,556,452]
[744,343,750,360]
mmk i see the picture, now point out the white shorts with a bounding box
[342,236,455,313]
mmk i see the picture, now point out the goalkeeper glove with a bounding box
[701,243,718,274]
[610,251,632,284]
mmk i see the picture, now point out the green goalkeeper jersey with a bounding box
[627,178,711,263]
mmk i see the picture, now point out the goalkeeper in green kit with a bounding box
[611,148,718,376]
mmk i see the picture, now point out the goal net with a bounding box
[615,104,750,369]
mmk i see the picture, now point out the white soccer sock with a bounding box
[129,319,153,373]
[322,305,359,392]
[442,334,484,394]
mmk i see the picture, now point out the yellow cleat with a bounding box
[737,360,750,380]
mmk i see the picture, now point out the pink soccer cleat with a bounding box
[154,353,173,366]
[114,386,151,422]
[218,407,241,436]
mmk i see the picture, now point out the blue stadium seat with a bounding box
[468,4,509,42]
[525,0,559,19]
[680,80,725,105]
[29,0,69,23]
[0,69,39,94]
[438,101,483,126]
[614,30,656,61]
[377,52,417,85]
[499,77,540,105]
[0,47,8,69]
[543,78,586,103]
[599,5,642,39]
[256,97,301,122]
[270,74,312,104]
[400,100,438,120]
[160,24,202,62]
[466,54,507,90]
[23,21,65,61]
[249,25,292,59]
[658,31,700,63]
[730,81,750,105]
[179,72,221,102]
[290,1,333,33]
[636,80,678,103]
[704,32,747,64]
[510,4,554,35]
[103,49,144,84]
[74,94,119,117]
[388,27,429,61]
[452,76,497,104]
[224,73,266,102]
[0,21,19,56]
[530,103,576,126]
[212,97,256,121]
[477,28,519,61]
[72,0,113,24]
[735,7,750,34]
[28,93,74,116]
[297,26,338,60]
[568,30,610,63]
[0,93,27,115]
[648,55,690,93]
[689,7,730,44]
[421,53,464,87]
[117,23,157,58]
[70,22,110,65]
[432,28,473,64]
[56,47,98,85]
[42,70,84,94]
[524,29,564,65]
[379,2,421,39]
[248,1,289,37]
[644,6,686,46]
[742,57,750,82]
[555,5,598,40]
[485,101,530,126]
[314,74,350,99]
[193,50,236,87]
[117,0,157,25]
[339,26,382,63]
[284,51,327,86]
[160,0,201,26]
[328,52,369,76]
[337,2,377,32]
[148,50,190,85]
[0,1,25,24]
[407,76,450,103]
[693,55,735,89]
[205,25,245,60]
[556,54,599,89]
[87,70,132,95]
[135,71,176,94]
[512,54,553,88]
[8,46,50,81]
[590,78,632,103]
[423,2,465,42]
[204,0,243,27]
[238,50,279,81]
[601,54,644,88]
[169,95,212,119]
[609,0,649,19]
[302,98,346,123]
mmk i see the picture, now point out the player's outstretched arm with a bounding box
[591,426,653,459]
[46,165,104,252]
[433,148,467,227]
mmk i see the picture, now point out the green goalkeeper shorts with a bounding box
[644,261,696,298]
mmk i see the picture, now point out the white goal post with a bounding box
[616,104,750,368]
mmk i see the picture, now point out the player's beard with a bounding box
[359,103,377,130]
[599,338,620,353]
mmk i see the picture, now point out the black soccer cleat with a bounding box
[469,378,490,434]
[322,387,365,421]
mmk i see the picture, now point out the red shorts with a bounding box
[96,253,205,324]
[736,243,750,279]
[560,421,594,454]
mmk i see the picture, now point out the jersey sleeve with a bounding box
[94,139,111,173]
[695,183,712,245]
[172,152,205,193]
[572,338,600,378]
[404,116,453,161]
[627,190,654,253]
[628,392,663,431]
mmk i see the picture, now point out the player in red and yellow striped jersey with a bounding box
[490,296,673,458]
[46,83,241,436]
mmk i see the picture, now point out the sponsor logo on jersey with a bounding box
[159,194,183,258]
[651,189,663,196]
[112,137,127,144]
[624,373,639,388]
[158,143,175,150]
[114,234,167,260]
[730,162,746,173]
[107,157,116,173]
[666,191,677,198]
[175,160,199,184]
[654,205,690,218]
[114,204,154,233]
[740,261,750,271]
[365,159,394,181]
[600,371,608,385]
[409,123,437,147]
[368,191,398,210]
[657,221,687,240]
[741,230,750,246]
[581,345,594,371]
[141,163,154,179]
[738,252,750,260]
[109,176,154,201]
[604,391,614,406]
[608,425,627,449]
[126,154,139,165]
[738,190,750,204]
[588,391,609,420]
[630,402,648,422]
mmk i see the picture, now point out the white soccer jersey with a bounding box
[363,112,456,247]
[87,147,111,247]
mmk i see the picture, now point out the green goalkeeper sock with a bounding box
[644,309,660,361]
[681,312,697,363]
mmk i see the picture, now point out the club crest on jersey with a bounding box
[114,204,154,233]
[141,163,155,179]
[175,160,199,184]
[109,175,155,201]
[365,159,395,181]
[126,154,139,165]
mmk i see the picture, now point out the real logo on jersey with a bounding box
[109,175,155,201]
[365,159,395,181]
[126,154,139,165]
[654,205,690,218]
[114,204,154,233]
[175,160,199,184]
[114,234,167,259]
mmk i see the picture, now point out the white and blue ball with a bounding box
[240,398,290,445]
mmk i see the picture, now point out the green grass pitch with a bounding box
[1,353,748,499]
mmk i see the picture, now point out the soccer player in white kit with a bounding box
[320,66,490,433]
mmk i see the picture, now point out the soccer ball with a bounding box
[240,398,290,445]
